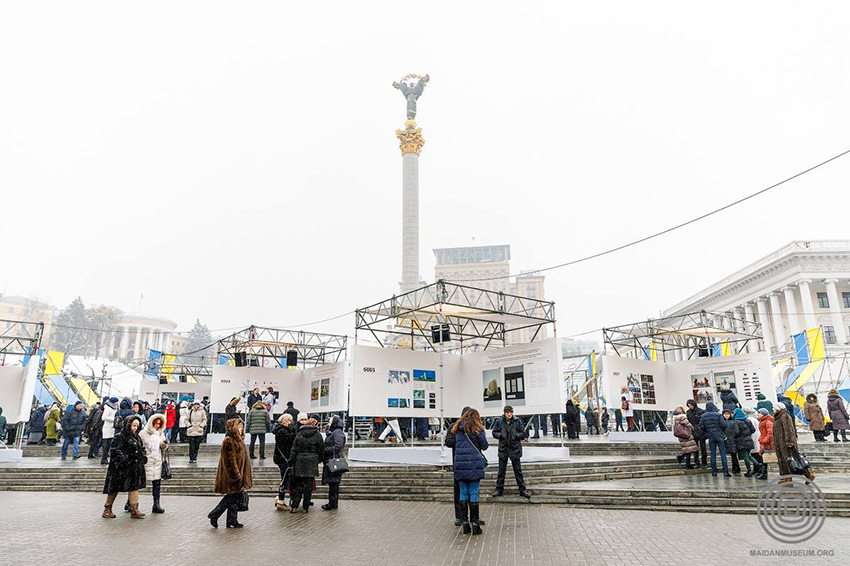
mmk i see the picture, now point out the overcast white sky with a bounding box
[1,2,849,343]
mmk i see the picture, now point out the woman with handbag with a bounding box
[321,414,347,511]
[289,413,324,513]
[672,406,699,468]
[210,418,253,528]
[272,413,297,510]
[773,403,802,483]
[140,414,168,514]
[101,415,147,519]
[452,407,489,536]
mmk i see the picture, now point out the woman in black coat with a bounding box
[321,415,347,511]
[288,413,323,513]
[272,413,297,509]
[102,415,147,519]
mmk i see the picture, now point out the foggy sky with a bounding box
[2,1,849,343]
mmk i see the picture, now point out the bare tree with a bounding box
[87,305,120,359]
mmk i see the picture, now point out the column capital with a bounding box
[781,286,795,293]
[767,291,782,298]
[824,278,840,285]
[396,127,425,155]
[797,278,813,286]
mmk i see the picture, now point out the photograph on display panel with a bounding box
[320,379,330,407]
[691,373,714,405]
[626,373,643,404]
[387,369,411,409]
[714,371,737,394]
[310,380,320,408]
[504,365,526,406]
[482,368,503,409]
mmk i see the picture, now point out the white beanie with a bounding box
[297,412,308,422]
[775,402,786,411]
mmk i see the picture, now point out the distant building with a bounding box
[0,295,56,344]
[561,338,599,358]
[433,244,548,344]
[109,313,178,363]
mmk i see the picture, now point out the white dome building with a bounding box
[108,313,178,363]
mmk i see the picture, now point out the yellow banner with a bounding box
[44,351,65,375]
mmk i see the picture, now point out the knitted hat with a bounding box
[758,408,769,416]
[296,412,308,421]
[775,402,786,411]
[504,405,514,414]
[109,397,119,403]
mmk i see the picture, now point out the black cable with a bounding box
[450,147,850,283]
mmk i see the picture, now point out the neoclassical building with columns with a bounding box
[107,313,178,363]
[663,240,850,354]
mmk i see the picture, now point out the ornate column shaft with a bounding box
[396,122,425,293]
[798,279,817,330]
[782,286,802,336]
[756,298,775,351]
[768,292,786,348]
[824,279,848,344]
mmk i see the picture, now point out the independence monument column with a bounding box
[393,74,429,293]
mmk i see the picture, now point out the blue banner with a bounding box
[146,349,162,377]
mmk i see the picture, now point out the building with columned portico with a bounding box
[663,240,850,355]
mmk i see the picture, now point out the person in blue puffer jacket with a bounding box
[452,408,489,536]
[698,402,730,477]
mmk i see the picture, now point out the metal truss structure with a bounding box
[0,319,43,364]
[603,311,764,361]
[216,326,347,368]
[355,279,556,351]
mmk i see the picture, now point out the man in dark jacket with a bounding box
[283,401,300,421]
[445,407,487,526]
[246,388,263,410]
[61,401,88,460]
[27,406,47,444]
[564,400,581,439]
[491,405,530,498]
[86,402,103,459]
[698,402,730,477]
[685,400,707,468]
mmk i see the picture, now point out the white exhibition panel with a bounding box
[351,345,454,418]
[348,446,570,466]
[351,338,565,418]
[0,362,38,423]
[460,339,564,418]
[601,350,776,412]
[209,361,348,415]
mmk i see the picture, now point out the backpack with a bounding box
[114,413,124,430]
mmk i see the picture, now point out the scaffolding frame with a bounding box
[354,279,556,351]
[603,310,764,361]
[0,319,43,365]
[216,325,347,368]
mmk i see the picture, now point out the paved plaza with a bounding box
[0,492,847,565]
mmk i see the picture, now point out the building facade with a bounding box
[108,313,178,363]
[0,295,56,345]
[663,240,850,354]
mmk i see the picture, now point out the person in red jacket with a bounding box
[757,408,774,480]
[164,402,176,441]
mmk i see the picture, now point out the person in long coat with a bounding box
[45,405,61,445]
[757,408,774,479]
[209,418,253,528]
[321,414,347,511]
[826,389,849,442]
[288,413,323,513]
[772,403,799,479]
[564,400,581,439]
[272,413,297,510]
[803,393,826,442]
[27,405,47,444]
[672,407,699,468]
[139,414,168,514]
[102,415,147,519]
[685,400,707,469]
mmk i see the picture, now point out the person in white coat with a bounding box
[743,407,765,479]
[178,401,190,443]
[620,386,635,431]
[100,397,118,465]
[139,414,168,513]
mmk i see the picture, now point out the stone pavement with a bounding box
[0,492,846,565]
[541,472,850,493]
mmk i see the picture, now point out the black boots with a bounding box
[470,502,483,536]
[152,499,165,514]
[460,502,471,534]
